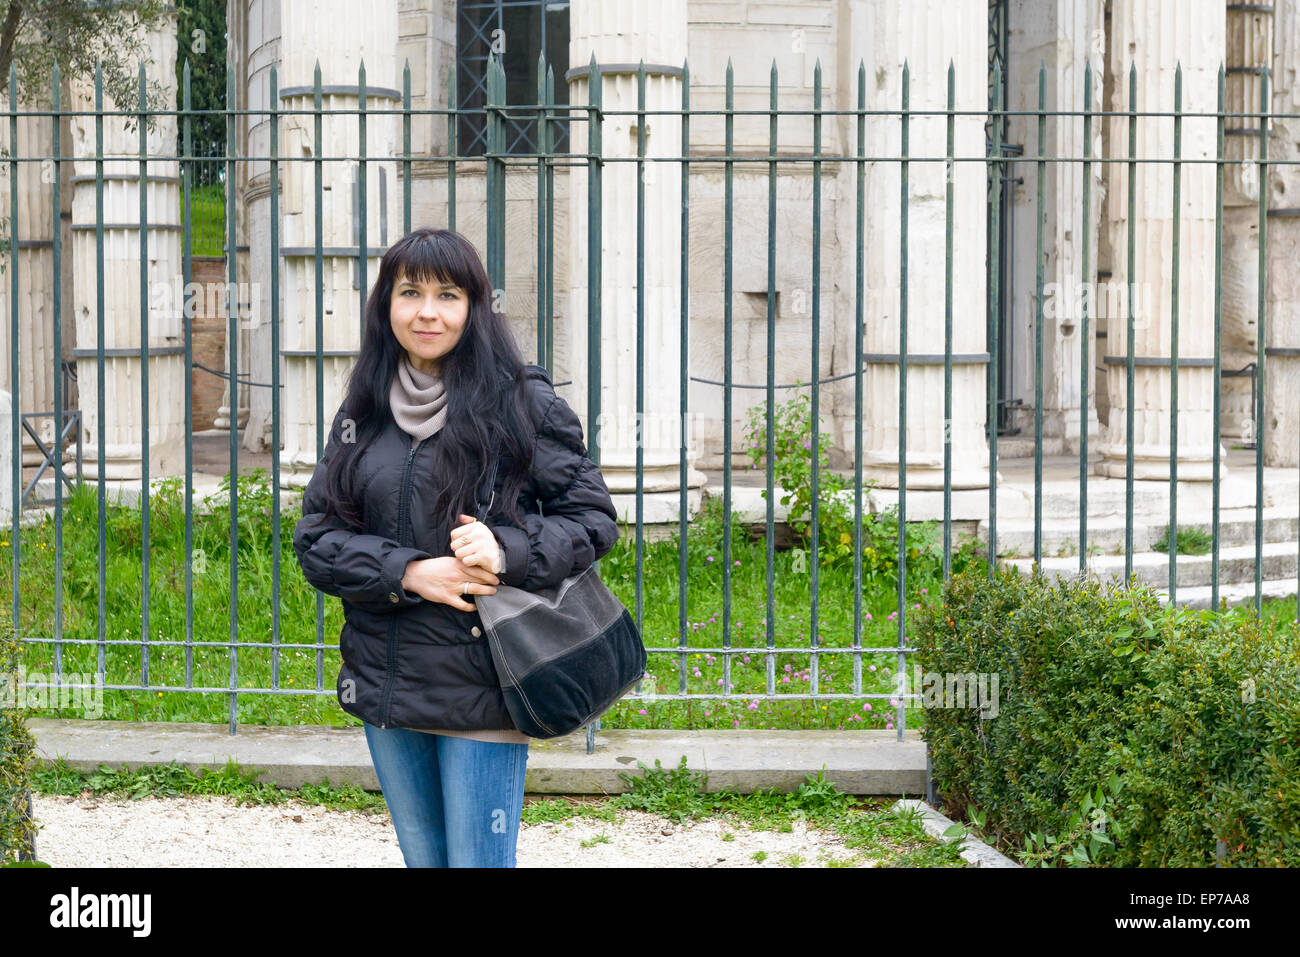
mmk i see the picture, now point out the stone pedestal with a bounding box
[1098,0,1225,481]
[565,0,706,521]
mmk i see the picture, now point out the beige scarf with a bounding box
[389,352,449,446]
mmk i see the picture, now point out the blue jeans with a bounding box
[363,722,530,868]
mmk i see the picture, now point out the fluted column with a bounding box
[1005,0,1105,455]
[0,102,59,469]
[853,0,989,488]
[68,13,186,480]
[1098,0,1225,481]
[1265,0,1300,466]
[1220,4,1272,442]
[566,0,705,521]
[277,0,400,488]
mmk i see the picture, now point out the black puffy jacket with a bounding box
[292,364,620,731]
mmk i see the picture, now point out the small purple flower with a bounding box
[638,708,648,715]
[803,440,811,450]
[920,588,928,595]
[869,664,877,672]
[706,555,714,562]
[734,560,741,566]
[863,702,873,711]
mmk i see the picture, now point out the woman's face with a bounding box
[389,269,470,375]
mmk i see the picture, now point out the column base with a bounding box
[1094,445,1225,481]
[862,463,991,490]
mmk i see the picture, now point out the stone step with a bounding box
[1159,579,1299,610]
[979,507,1300,558]
[1001,541,1299,589]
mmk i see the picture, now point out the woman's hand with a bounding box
[450,514,505,575]
[401,556,499,612]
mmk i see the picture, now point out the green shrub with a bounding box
[913,566,1300,867]
[0,620,38,864]
[741,387,981,580]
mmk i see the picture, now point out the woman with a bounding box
[292,227,619,867]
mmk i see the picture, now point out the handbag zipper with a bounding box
[380,436,426,729]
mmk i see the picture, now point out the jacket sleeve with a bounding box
[292,408,434,612]
[488,377,619,591]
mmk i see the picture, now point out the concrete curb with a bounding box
[892,798,1021,868]
[28,719,928,796]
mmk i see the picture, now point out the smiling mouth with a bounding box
[414,332,441,338]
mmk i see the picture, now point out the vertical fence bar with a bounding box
[1212,65,1225,612]
[313,62,326,690]
[1034,62,1045,567]
[678,59,691,696]
[489,54,506,293]
[723,59,733,699]
[181,62,194,685]
[8,65,18,642]
[96,64,109,680]
[584,55,603,754]
[765,59,778,699]
[943,62,954,582]
[403,60,411,236]
[988,63,1002,581]
[810,60,822,690]
[586,54,602,468]
[635,61,645,644]
[1080,61,1092,575]
[135,63,150,689]
[359,62,368,345]
[270,64,282,687]
[1125,63,1137,583]
[1255,67,1269,615]
[52,64,64,676]
[853,61,865,694]
[1169,65,1182,603]
[536,52,548,368]
[897,62,909,741]
[544,65,555,373]
[447,61,457,234]
[224,63,238,732]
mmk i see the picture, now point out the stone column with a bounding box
[1097,0,1225,481]
[1264,0,1300,466]
[1220,4,1272,443]
[0,102,60,469]
[277,0,400,488]
[565,0,706,521]
[67,13,186,480]
[852,0,989,488]
[1005,0,1105,456]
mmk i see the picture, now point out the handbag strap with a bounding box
[474,457,500,524]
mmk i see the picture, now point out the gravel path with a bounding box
[30,793,880,867]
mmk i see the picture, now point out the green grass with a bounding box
[10,469,1295,737]
[29,753,968,867]
[1150,523,1214,556]
[185,181,226,257]
[4,470,968,733]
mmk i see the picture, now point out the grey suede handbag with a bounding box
[472,460,646,739]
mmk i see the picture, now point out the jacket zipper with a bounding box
[380,436,426,729]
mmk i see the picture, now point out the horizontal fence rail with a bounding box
[3,50,1298,749]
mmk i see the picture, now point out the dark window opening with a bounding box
[456,0,571,157]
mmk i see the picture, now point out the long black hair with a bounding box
[305,227,535,538]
